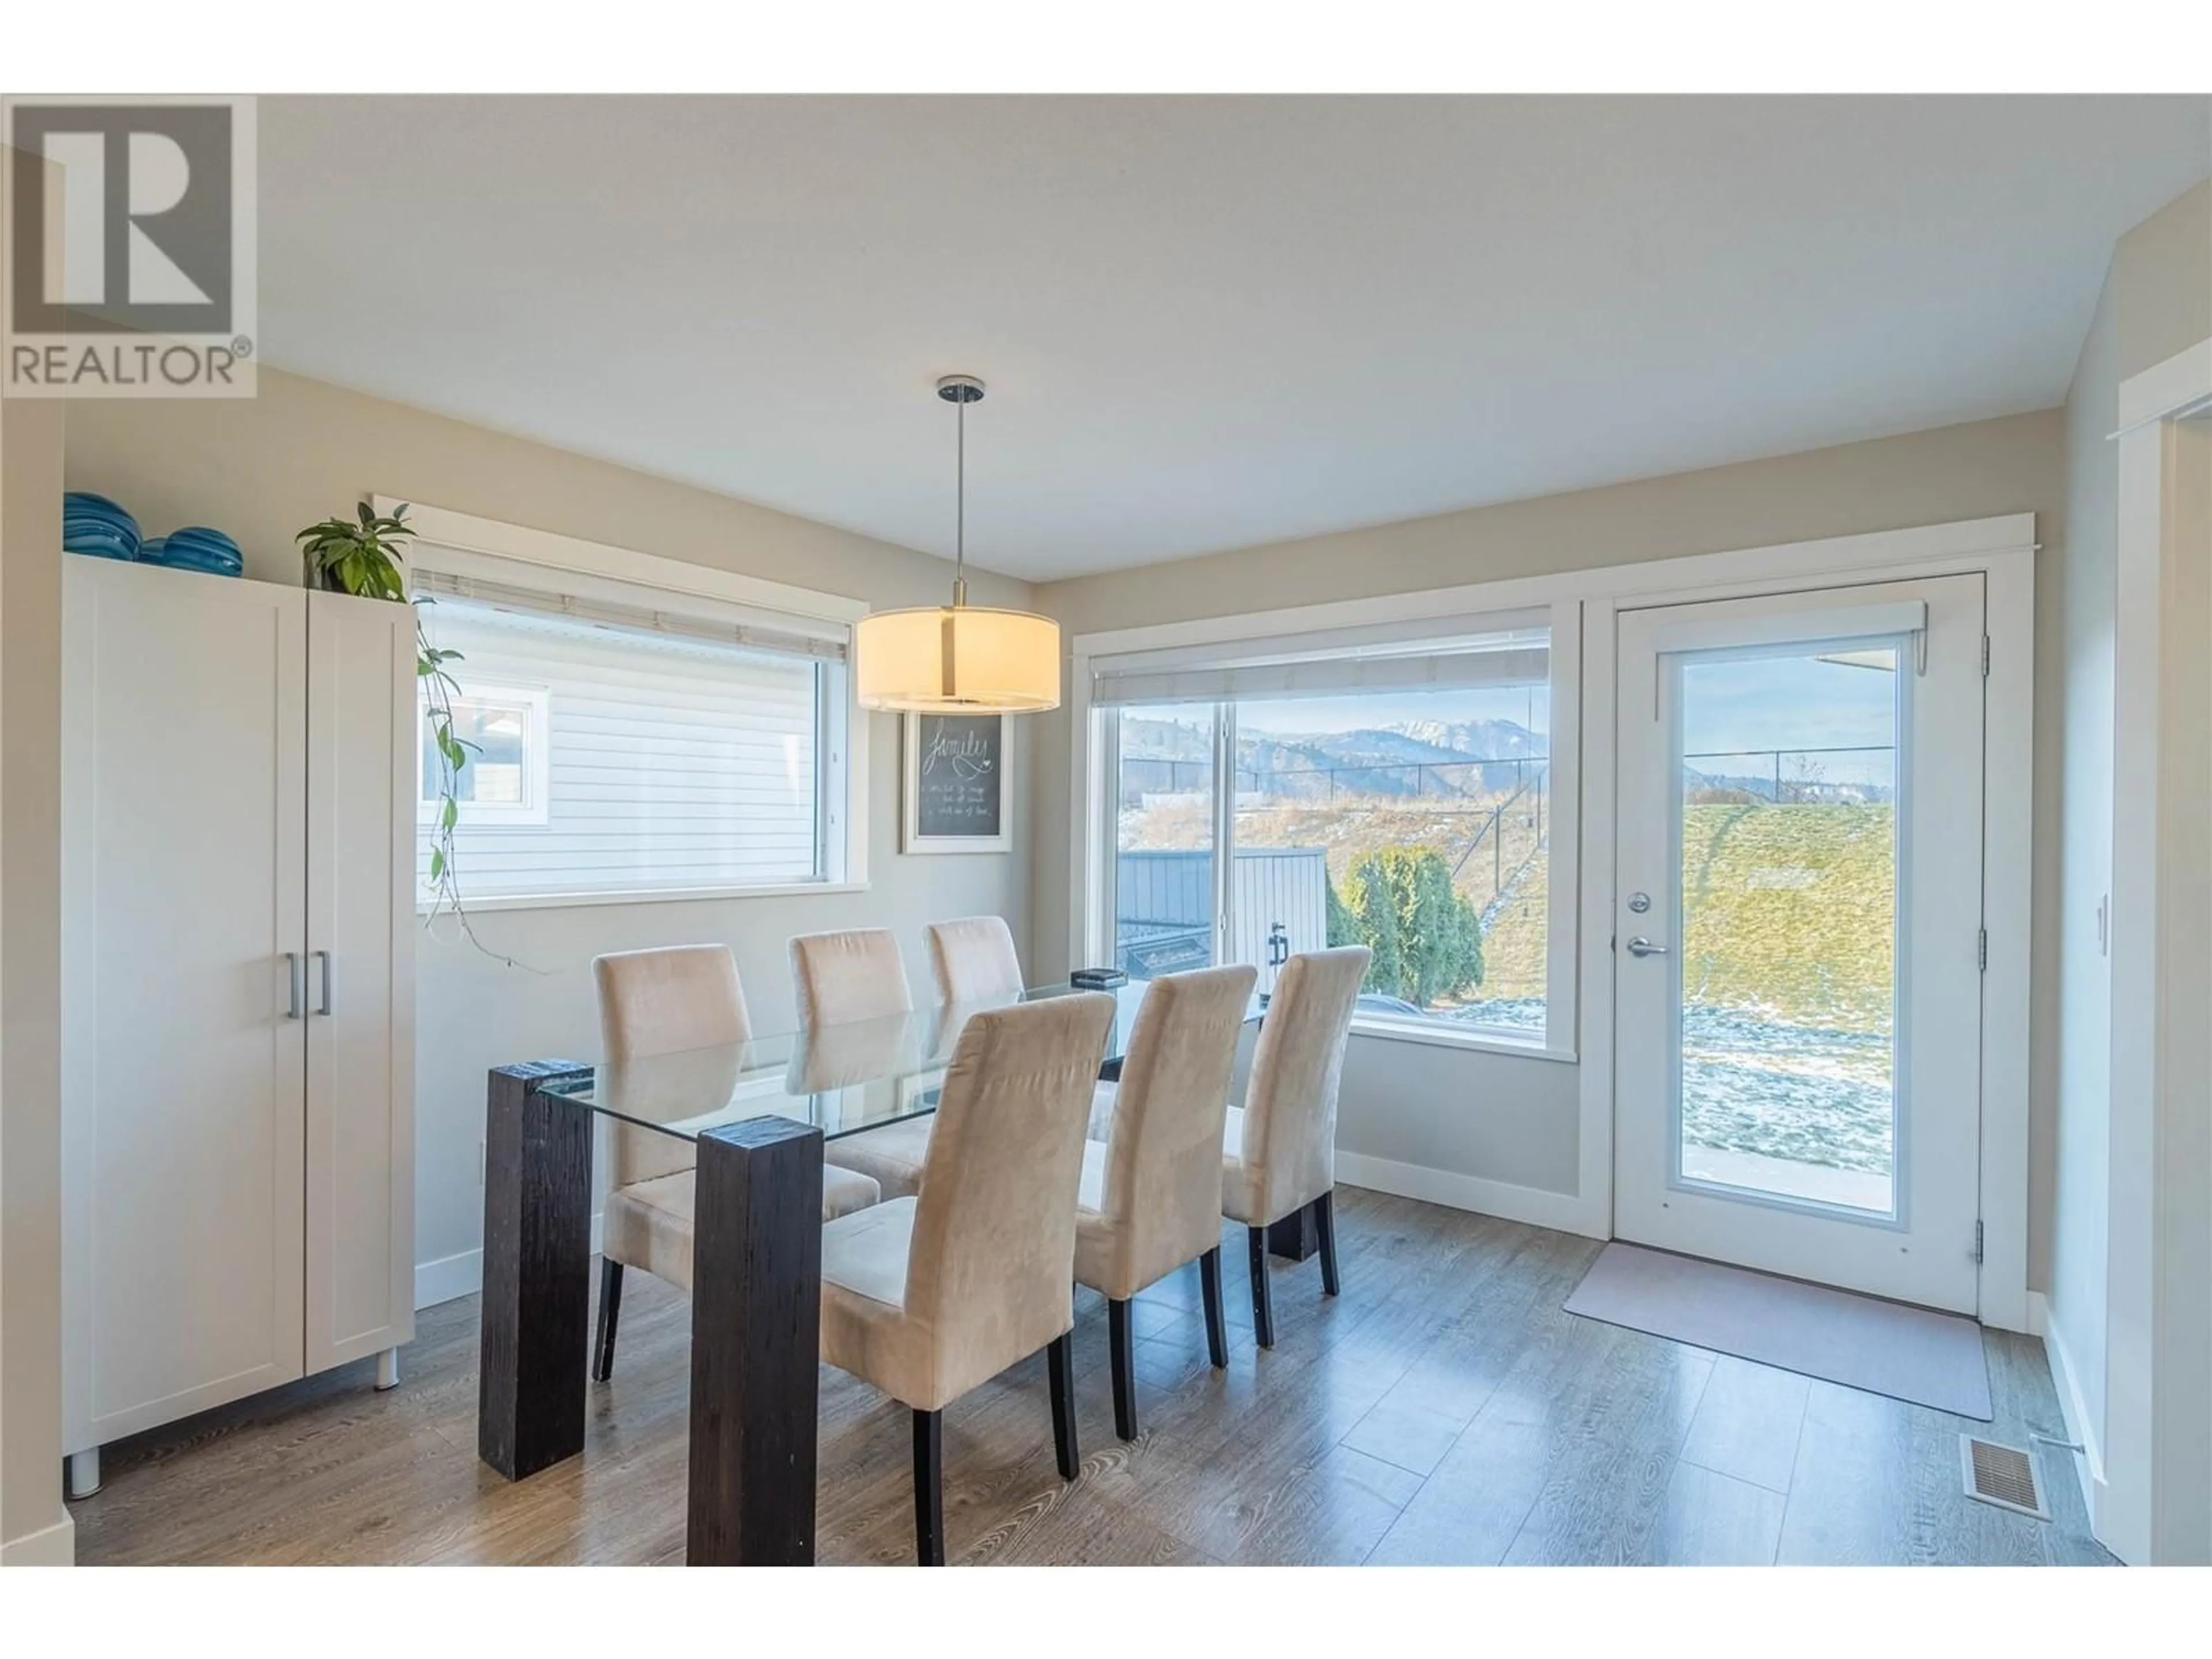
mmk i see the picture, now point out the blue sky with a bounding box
[1131,649,1895,780]
[1681,651,1897,785]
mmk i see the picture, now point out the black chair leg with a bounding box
[1047,1331,1080,1479]
[1316,1189,1340,1297]
[590,1259,623,1382]
[1108,1299,1138,1441]
[912,1408,945,1566]
[1247,1226,1276,1349]
[1198,1247,1228,1368]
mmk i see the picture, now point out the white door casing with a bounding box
[2103,336,2212,1565]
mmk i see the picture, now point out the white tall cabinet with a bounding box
[59,559,415,1487]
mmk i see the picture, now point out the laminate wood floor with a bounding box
[70,1189,2114,1567]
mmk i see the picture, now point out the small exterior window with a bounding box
[420,682,551,827]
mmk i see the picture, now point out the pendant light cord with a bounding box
[953,391,967,607]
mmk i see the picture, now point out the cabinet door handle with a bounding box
[314,949,334,1017]
[284,952,305,1020]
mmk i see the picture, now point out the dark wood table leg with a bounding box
[1266,1200,1321,1263]
[687,1116,824,1566]
[478,1061,594,1480]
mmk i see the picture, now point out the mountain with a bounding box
[1382,718,1546,760]
[1116,714,1215,800]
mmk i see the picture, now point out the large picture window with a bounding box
[412,555,853,903]
[1093,607,1573,1051]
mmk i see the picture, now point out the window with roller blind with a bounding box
[411,554,854,903]
[1086,603,1578,1055]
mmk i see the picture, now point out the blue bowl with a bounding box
[63,492,139,539]
[144,533,242,575]
[165,525,240,552]
[147,525,242,575]
[64,527,135,551]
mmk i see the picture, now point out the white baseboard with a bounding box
[416,1213,604,1310]
[2031,1290,2106,1527]
[414,1247,484,1310]
[1336,1152,1605,1239]
[0,1512,77,1566]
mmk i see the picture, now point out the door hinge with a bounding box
[1973,1221,1985,1266]
[1981,635,1991,677]
[1978,927,1987,972]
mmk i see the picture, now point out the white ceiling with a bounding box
[259,96,2210,582]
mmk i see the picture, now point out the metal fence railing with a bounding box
[1123,753,1550,802]
[1681,744,1896,804]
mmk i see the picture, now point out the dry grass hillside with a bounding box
[1679,800,1895,1032]
[1127,793,1891,1028]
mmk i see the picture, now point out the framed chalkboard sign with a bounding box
[902,713,1011,854]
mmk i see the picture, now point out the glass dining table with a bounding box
[553,980,1170,1149]
[473,981,1259,1567]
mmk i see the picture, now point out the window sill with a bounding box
[1346,1015,1575,1064]
[415,880,870,916]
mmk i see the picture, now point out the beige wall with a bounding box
[1032,408,2066,1258]
[64,368,1039,1290]
[2114,180,2211,383]
[1,393,73,1564]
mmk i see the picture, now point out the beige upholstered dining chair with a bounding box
[590,944,881,1382]
[925,915,1025,1005]
[1073,963,1257,1440]
[789,926,913,1027]
[1221,945,1370,1348]
[819,992,1116,1565]
[794,927,939,1201]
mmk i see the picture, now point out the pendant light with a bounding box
[855,375,1061,714]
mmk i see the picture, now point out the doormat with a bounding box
[1565,1243,1992,1419]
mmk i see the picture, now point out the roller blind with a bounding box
[1090,609,1550,707]
[412,550,849,665]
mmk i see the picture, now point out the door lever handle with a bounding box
[1625,937,1670,958]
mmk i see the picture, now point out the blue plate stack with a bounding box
[63,491,142,560]
[143,525,244,577]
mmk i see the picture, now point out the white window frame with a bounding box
[1077,599,1582,1063]
[417,677,552,828]
[382,498,871,910]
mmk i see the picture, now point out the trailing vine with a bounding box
[297,501,528,968]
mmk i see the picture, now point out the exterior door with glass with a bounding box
[1613,576,1986,1314]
